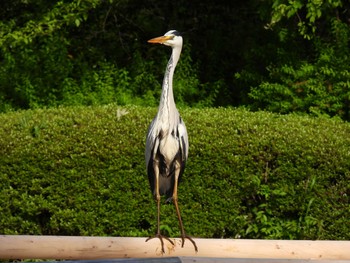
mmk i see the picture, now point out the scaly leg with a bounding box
[146,160,174,253]
[173,160,198,252]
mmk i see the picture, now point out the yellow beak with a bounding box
[147,35,173,44]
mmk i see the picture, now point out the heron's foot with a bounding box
[146,233,174,253]
[180,234,198,252]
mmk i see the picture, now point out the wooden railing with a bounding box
[0,235,349,261]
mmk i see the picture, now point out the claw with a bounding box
[180,235,198,252]
[146,234,174,253]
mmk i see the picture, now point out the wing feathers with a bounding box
[145,115,188,199]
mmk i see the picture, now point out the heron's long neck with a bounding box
[159,46,181,113]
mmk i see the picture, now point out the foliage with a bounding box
[174,44,220,107]
[267,0,344,40]
[61,61,134,106]
[1,106,349,240]
[0,0,219,111]
[242,0,350,121]
[1,0,350,120]
[0,0,99,48]
[0,0,101,110]
[249,18,350,120]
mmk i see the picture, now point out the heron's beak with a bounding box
[148,35,173,44]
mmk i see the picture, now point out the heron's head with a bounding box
[148,30,182,48]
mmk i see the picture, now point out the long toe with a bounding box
[181,235,198,252]
[146,234,174,253]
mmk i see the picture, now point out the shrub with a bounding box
[248,19,350,121]
[0,106,349,239]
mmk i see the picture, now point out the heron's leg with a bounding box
[173,160,198,252]
[146,161,174,253]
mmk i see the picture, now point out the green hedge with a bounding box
[1,105,349,240]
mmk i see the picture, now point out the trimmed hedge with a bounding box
[0,105,349,240]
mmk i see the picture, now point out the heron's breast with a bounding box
[159,134,179,164]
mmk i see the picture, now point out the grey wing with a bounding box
[145,117,157,169]
[145,119,155,167]
[178,117,188,161]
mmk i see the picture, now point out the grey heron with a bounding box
[145,30,198,253]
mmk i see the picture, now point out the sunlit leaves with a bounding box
[0,0,99,49]
[3,106,349,238]
[267,0,344,39]
[249,17,350,121]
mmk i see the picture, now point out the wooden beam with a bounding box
[0,235,349,260]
